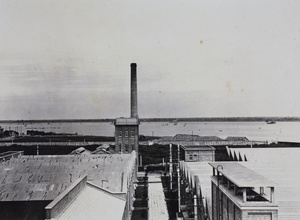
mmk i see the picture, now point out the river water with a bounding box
[1,121,300,143]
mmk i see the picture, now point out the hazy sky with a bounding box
[0,0,300,120]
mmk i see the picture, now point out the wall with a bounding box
[45,176,87,219]
[0,201,50,220]
[115,125,139,153]
[184,150,214,162]
[211,182,277,220]
[212,182,242,220]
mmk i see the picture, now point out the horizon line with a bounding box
[0,116,300,123]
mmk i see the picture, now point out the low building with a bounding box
[45,176,127,220]
[69,147,92,155]
[179,161,278,220]
[0,152,137,220]
[157,134,266,146]
[209,162,278,220]
[181,145,215,162]
[0,151,23,161]
[179,161,213,219]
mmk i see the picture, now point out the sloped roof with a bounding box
[159,135,223,142]
[174,134,223,141]
[209,162,276,188]
[69,147,92,155]
[225,136,249,141]
[182,162,213,219]
[182,145,215,151]
[228,148,300,220]
[53,184,126,220]
[0,153,136,201]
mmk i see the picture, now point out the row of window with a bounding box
[119,129,136,138]
[189,154,198,160]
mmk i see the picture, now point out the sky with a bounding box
[0,0,300,120]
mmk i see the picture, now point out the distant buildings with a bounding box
[156,134,267,146]
[0,63,141,220]
[181,145,215,162]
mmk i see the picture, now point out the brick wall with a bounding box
[115,125,139,153]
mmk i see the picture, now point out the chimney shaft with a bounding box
[130,63,138,118]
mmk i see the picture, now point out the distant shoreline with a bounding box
[0,117,300,123]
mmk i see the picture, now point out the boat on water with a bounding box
[266,120,276,124]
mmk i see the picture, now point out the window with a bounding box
[125,130,128,137]
[119,131,122,137]
[189,154,193,160]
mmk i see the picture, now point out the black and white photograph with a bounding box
[0,0,300,219]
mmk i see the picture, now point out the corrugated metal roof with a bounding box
[53,185,126,220]
[209,162,276,188]
[0,153,136,202]
[229,148,300,220]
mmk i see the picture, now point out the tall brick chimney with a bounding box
[130,63,138,118]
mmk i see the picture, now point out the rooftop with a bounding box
[174,134,223,141]
[228,147,300,220]
[209,162,276,188]
[115,117,139,125]
[0,151,23,158]
[181,145,215,151]
[0,152,136,201]
[224,136,249,141]
[52,184,126,220]
[180,162,213,218]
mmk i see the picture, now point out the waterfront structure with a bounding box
[0,152,136,220]
[181,145,215,162]
[114,63,139,154]
[157,134,267,146]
